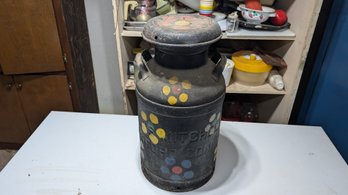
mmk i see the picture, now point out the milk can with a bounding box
[136,14,225,192]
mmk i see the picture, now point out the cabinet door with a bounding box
[14,74,73,132]
[0,0,65,74]
[0,75,31,143]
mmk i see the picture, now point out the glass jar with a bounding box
[226,11,239,35]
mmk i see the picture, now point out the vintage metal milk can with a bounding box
[136,14,225,192]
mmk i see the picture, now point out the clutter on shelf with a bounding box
[222,95,259,122]
[123,0,290,32]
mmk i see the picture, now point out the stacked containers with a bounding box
[199,0,214,16]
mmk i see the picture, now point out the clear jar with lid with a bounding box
[226,11,239,35]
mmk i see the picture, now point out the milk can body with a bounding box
[136,14,225,192]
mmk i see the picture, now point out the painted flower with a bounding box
[162,76,192,106]
[214,146,218,161]
[205,112,221,135]
[160,157,194,181]
[140,140,145,159]
[140,111,166,145]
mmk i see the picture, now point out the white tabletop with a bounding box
[0,111,347,195]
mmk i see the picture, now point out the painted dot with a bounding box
[141,150,144,159]
[156,128,166,139]
[165,157,176,166]
[214,122,219,130]
[169,76,178,85]
[183,171,194,179]
[181,160,192,169]
[172,85,182,95]
[147,122,155,133]
[209,113,216,122]
[172,166,183,174]
[168,96,178,105]
[141,122,148,134]
[149,134,159,145]
[214,148,218,161]
[182,80,192,89]
[162,85,171,96]
[175,20,190,26]
[149,113,159,124]
[205,124,212,132]
[179,93,189,103]
[140,141,144,149]
[160,166,170,174]
[217,112,221,120]
[170,174,181,181]
[209,129,215,135]
[141,111,147,121]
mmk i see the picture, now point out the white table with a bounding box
[0,111,347,195]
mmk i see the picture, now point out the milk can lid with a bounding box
[142,14,222,47]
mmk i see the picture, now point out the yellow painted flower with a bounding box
[162,76,192,105]
[140,111,166,145]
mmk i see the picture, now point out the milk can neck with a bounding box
[154,49,208,69]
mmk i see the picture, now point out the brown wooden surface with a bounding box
[14,74,73,132]
[0,143,22,150]
[0,75,31,143]
[0,0,65,74]
[53,0,99,112]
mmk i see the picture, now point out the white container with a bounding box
[233,69,270,86]
[222,58,234,86]
[268,69,284,90]
[176,0,200,11]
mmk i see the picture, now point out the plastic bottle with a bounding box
[268,69,284,90]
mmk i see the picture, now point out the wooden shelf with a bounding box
[226,82,286,95]
[124,79,285,95]
[222,29,296,40]
[121,29,295,40]
[121,30,142,37]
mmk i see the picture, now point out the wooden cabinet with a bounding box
[0,75,30,143]
[0,0,65,74]
[0,75,73,143]
[0,0,98,146]
[112,0,323,124]
[14,75,73,131]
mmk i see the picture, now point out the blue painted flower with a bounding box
[160,157,194,181]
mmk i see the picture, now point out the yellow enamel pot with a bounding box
[232,50,272,86]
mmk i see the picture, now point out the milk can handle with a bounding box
[211,52,226,81]
[137,50,153,81]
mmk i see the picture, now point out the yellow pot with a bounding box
[232,50,272,86]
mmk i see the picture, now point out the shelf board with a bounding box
[121,29,295,40]
[226,82,286,94]
[124,79,285,95]
[222,29,296,40]
[121,30,142,37]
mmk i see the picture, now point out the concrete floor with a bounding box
[0,150,17,171]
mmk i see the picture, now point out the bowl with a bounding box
[237,4,275,24]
